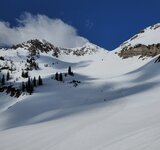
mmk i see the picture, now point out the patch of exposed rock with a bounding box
[12,39,60,57]
[10,39,101,57]
[118,43,160,59]
[61,45,99,56]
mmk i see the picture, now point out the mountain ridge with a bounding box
[116,23,160,58]
[9,39,108,58]
[0,23,160,150]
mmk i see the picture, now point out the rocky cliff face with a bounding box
[12,39,60,57]
[118,43,160,58]
[10,39,105,57]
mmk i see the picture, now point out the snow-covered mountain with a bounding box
[117,23,160,58]
[0,23,160,150]
[120,23,160,48]
[11,39,107,58]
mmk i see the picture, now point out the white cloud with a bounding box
[0,13,88,48]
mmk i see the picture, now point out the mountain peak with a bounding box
[9,39,107,58]
[12,39,55,51]
[120,23,160,49]
[116,23,160,58]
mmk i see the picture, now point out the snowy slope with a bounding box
[120,23,160,48]
[0,52,160,150]
[0,24,160,150]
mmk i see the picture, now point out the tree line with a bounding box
[54,66,74,82]
[0,71,43,97]
[0,71,10,86]
[21,75,43,95]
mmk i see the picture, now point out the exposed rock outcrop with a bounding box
[118,43,160,59]
[10,39,103,57]
[12,39,60,57]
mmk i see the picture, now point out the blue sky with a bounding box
[0,0,160,50]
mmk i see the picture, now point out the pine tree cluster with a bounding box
[55,72,63,81]
[22,70,29,78]
[0,72,21,98]
[0,71,10,86]
[22,75,43,95]
[0,72,43,97]
[54,66,74,82]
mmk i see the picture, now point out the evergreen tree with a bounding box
[59,73,63,81]
[28,77,31,87]
[7,71,10,81]
[22,70,28,78]
[6,85,12,94]
[25,82,28,93]
[68,66,74,76]
[55,72,59,81]
[25,77,34,94]
[10,88,15,97]
[22,82,25,92]
[26,71,29,78]
[68,66,71,74]
[33,77,37,87]
[29,84,34,95]
[15,89,21,98]
[35,63,39,70]
[2,75,5,85]
[22,70,24,77]
[26,77,31,93]
[38,75,43,85]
